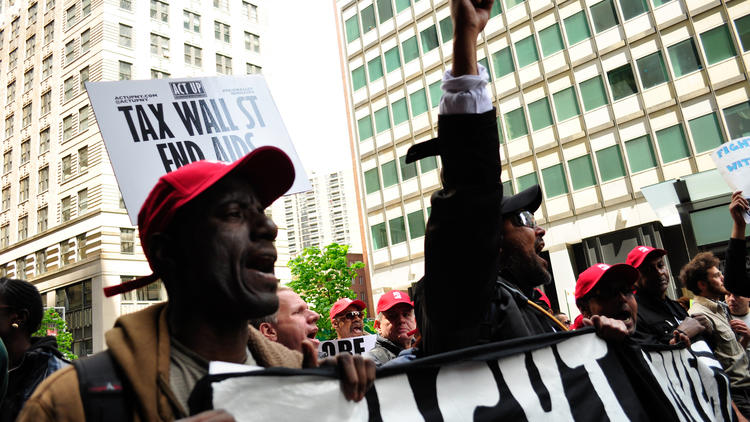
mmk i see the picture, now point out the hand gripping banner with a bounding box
[189,329,733,421]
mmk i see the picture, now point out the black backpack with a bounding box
[72,351,131,422]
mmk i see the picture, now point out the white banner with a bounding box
[318,334,377,357]
[86,76,311,224]
[712,136,750,223]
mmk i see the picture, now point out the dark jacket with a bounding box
[632,292,690,345]
[1,336,68,421]
[364,335,404,366]
[723,237,749,296]
[407,110,559,356]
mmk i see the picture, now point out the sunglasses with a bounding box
[509,210,536,229]
[339,311,363,320]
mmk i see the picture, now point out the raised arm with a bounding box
[450,0,493,76]
[724,191,749,295]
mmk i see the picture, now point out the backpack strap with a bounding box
[73,350,131,422]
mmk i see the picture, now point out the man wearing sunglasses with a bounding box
[330,298,367,339]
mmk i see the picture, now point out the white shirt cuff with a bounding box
[439,63,493,115]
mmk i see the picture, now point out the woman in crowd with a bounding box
[0,278,67,421]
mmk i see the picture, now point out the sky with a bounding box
[263,1,353,176]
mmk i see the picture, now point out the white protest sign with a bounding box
[711,136,750,223]
[86,76,311,224]
[318,334,377,357]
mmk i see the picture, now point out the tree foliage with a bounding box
[33,308,77,361]
[287,243,365,340]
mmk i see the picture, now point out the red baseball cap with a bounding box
[574,263,639,300]
[626,245,667,269]
[329,298,366,322]
[103,146,295,297]
[376,290,413,314]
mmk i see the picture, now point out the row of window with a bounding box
[117,22,260,54]
[357,81,441,141]
[364,155,438,194]
[370,208,430,250]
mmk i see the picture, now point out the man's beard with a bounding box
[500,248,552,289]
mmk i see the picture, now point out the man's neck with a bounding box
[167,306,250,364]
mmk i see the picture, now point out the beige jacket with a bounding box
[18,302,303,421]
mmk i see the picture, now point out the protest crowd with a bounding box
[0,0,746,420]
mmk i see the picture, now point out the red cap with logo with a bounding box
[626,245,667,269]
[103,146,295,297]
[329,298,366,322]
[376,290,413,314]
[574,263,639,300]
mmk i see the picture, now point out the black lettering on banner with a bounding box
[321,342,336,357]
[338,340,353,354]
[147,104,175,140]
[156,141,205,172]
[173,101,204,136]
[199,100,221,134]
[236,96,266,129]
[136,105,158,142]
[117,106,141,142]
[219,98,239,131]
[353,338,366,354]
[212,136,230,162]
[209,99,231,132]
[244,133,256,150]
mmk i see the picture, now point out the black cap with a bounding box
[501,185,542,215]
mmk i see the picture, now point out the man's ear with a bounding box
[148,232,178,278]
[697,279,708,294]
[258,322,277,341]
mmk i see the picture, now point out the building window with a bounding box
[568,155,597,190]
[608,64,637,101]
[213,0,228,10]
[357,115,373,141]
[66,5,76,29]
[384,46,400,73]
[80,29,90,53]
[56,280,93,356]
[700,25,737,66]
[381,160,398,187]
[214,21,230,43]
[637,51,669,89]
[59,240,70,265]
[6,82,15,105]
[504,107,529,139]
[392,98,408,126]
[579,75,609,111]
[9,49,18,70]
[724,101,750,140]
[215,54,232,74]
[655,124,690,163]
[16,258,26,279]
[37,207,48,232]
[25,35,36,58]
[596,145,627,182]
[61,196,72,221]
[420,156,438,173]
[377,0,393,23]
[1,188,9,211]
[688,112,725,153]
[20,140,29,164]
[439,16,453,43]
[184,44,202,66]
[517,172,539,192]
[151,69,170,79]
[18,216,28,240]
[22,104,32,128]
[120,228,135,253]
[407,210,426,239]
[38,166,49,192]
[78,146,88,172]
[539,23,564,57]
[515,35,539,68]
[244,32,260,52]
[245,63,261,74]
[65,40,75,64]
[46,0,54,11]
[351,66,366,90]
[737,15,750,53]
[78,189,88,214]
[42,55,53,79]
[402,36,419,63]
[150,33,169,57]
[41,90,51,116]
[183,10,200,33]
[36,249,47,275]
[150,0,168,22]
[242,1,258,23]
[364,168,380,194]
[120,0,131,10]
[389,217,406,245]
[119,24,132,48]
[80,66,89,91]
[620,0,648,20]
[367,56,383,82]
[410,89,428,116]
[63,115,73,142]
[39,128,50,154]
[23,69,34,93]
[78,106,89,132]
[374,107,390,134]
[541,164,568,198]
[528,97,553,131]
[361,5,376,34]
[5,115,14,139]
[624,135,657,173]
[2,151,10,175]
[345,15,359,43]
[563,11,591,45]
[82,0,91,16]
[399,155,417,181]
[552,87,580,121]
[76,233,86,259]
[44,21,54,44]
[0,226,8,248]
[119,61,132,80]
[667,38,702,77]
[28,2,38,24]
[420,25,439,53]
[62,154,73,180]
[371,223,387,249]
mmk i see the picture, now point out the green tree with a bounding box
[287,243,365,340]
[33,308,77,360]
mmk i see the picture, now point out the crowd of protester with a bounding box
[0,0,744,420]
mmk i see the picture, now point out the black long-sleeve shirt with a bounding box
[724,237,750,296]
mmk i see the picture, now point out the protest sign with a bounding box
[712,136,750,223]
[86,76,311,224]
[318,334,377,357]
[189,330,731,421]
